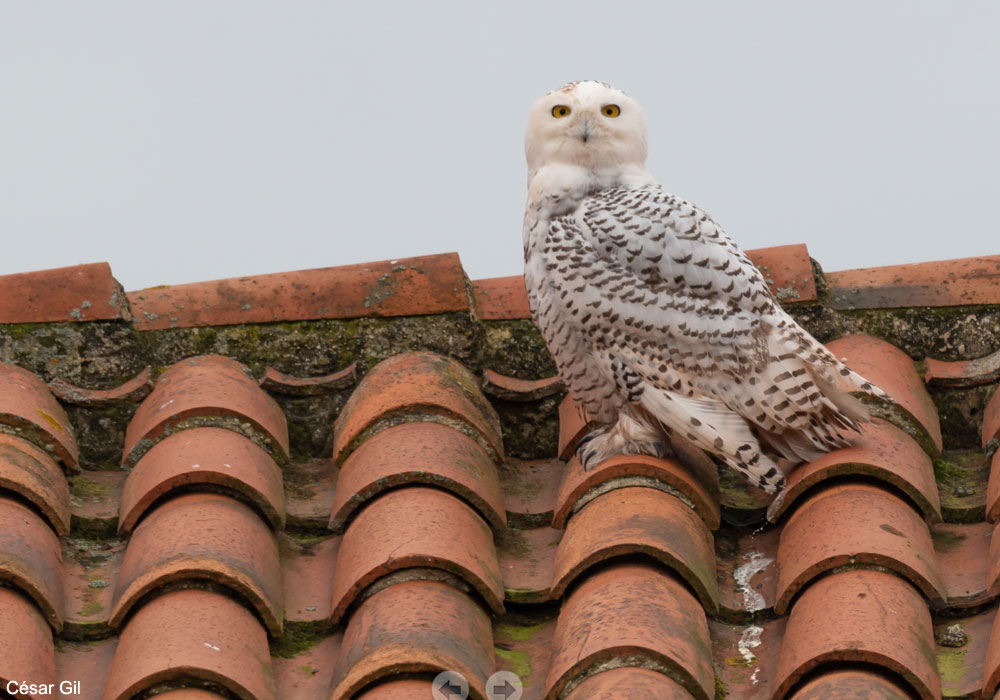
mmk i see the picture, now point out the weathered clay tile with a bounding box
[552,487,718,612]
[709,617,785,698]
[280,533,339,624]
[980,605,1000,697]
[330,486,503,623]
[987,450,1000,521]
[273,633,341,700]
[500,458,562,528]
[259,362,358,395]
[123,355,289,468]
[110,492,283,635]
[0,363,79,470]
[127,252,469,330]
[924,348,1000,387]
[984,387,1000,448]
[330,580,494,700]
[496,526,560,603]
[62,537,124,638]
[471,275,532,320]
[788,669,912,699]
[333,352,504,464]
[330,422,505,533]
[825,335,942,455]
[714,527,780,619]
[772,569,940,700]
[567,667,695,699]
[0,587,55,697]
[934,522,992,607]
[935,609,993,699]
[772,419,941,523]
[0,433,71,535]
[48,367,153,407]
[0,262,125,323]
[102,588,276,700]
[775,483,945,613]
[826,255,1000,309]
[554,454,720,530]
[0,496,63,630]
[557,395,594,460]
[353,680,436,699]
[493,616,556,698]
[118,427,285,534]
[545,563,714,700]
[481,369,565,401]
[55,637,118,700]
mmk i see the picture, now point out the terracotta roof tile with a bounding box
[771,418,941,523]
[481,369,565,401]
[554,453,720,530]
[102,588,275,700]
[0,587,55,695]
[123,354,289,467]
[827,255,1000,309]
[330,485,503,624]
[775,483,945,614]
[471,275,532,320]
[0,262,126,323]
[0,363,79,470]
[0,434,71,535]
[279,533,338,624]
[567,667,696,699]
[496,526,559,603]
[983,385,1000,448]
[788,669,912,699]
[48,367,153,408]
[988,450,1000,521]
[714,526,780,619]
[55,638,118,700]
[551,486,719,613]
[352,679,436,699]
[62,537,123,640]
[556,394,594,460]
[259,362,359,396]
[773,569,940,700]
[982,607,1000,697]
[499,457,562,528]
[330,580,494,700]
[109,492,283,635]
[272,633,340,700]
[333,351,504,464]
[923,347,1000,388]
[118,427,285,534]
[0,496,64,631]
[826,334,943,455]
[934,521,992,607]
[127,253,468,330]
[936,608,993,698]
[330,422,505,533]
[545,562,714,700]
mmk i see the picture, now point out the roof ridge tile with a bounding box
[0,262,127,324]
[0,363,80,471]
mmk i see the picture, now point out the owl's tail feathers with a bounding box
[638,387,785,496]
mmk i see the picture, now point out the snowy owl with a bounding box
[522,80,887,515]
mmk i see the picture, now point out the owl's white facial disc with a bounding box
[525,81,648,182]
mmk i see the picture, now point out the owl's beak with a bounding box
[578,117,593,143]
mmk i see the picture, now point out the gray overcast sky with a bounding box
[1,2,997,291]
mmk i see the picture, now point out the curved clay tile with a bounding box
[47,366,153,407]
[259,363,358,395]
[924,349,1000,388]
[980,607,1000,697]
[775,483,945,614]
[481,369,565,401]
[110,492,283,636]
[772,419,941,523]
[557,395,595,460]
[935,521,992,607]
[788,669,912,699]
[153,692,229,699]
[554,454,720,530]
[353,680,436,699]
[772,569,940,700]
[330,486,503,623]
[0,433,71,535]
[825,335,942,455]
[985,387,1000,448]
[102,588,275,700]
[545,563,714,700]
[118,427,285,535]
[329,580,494,700]
[122,355,289,468]
[333,352,504,464]
[0,496,63,631]
[330,422,505,533]
[987,451,1000,522]
[0,363,78,470]
[551,487,718,613]
[496,526,560,603]
[566,667,695,699]
[0,587,55,693]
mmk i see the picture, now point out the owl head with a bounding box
[525,81,648,182]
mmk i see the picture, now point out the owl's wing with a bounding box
[544,183,885,492]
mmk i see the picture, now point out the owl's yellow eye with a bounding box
[551,105,571,118]
[602,104,621,118]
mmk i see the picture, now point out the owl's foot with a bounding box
[576,423,667,471]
